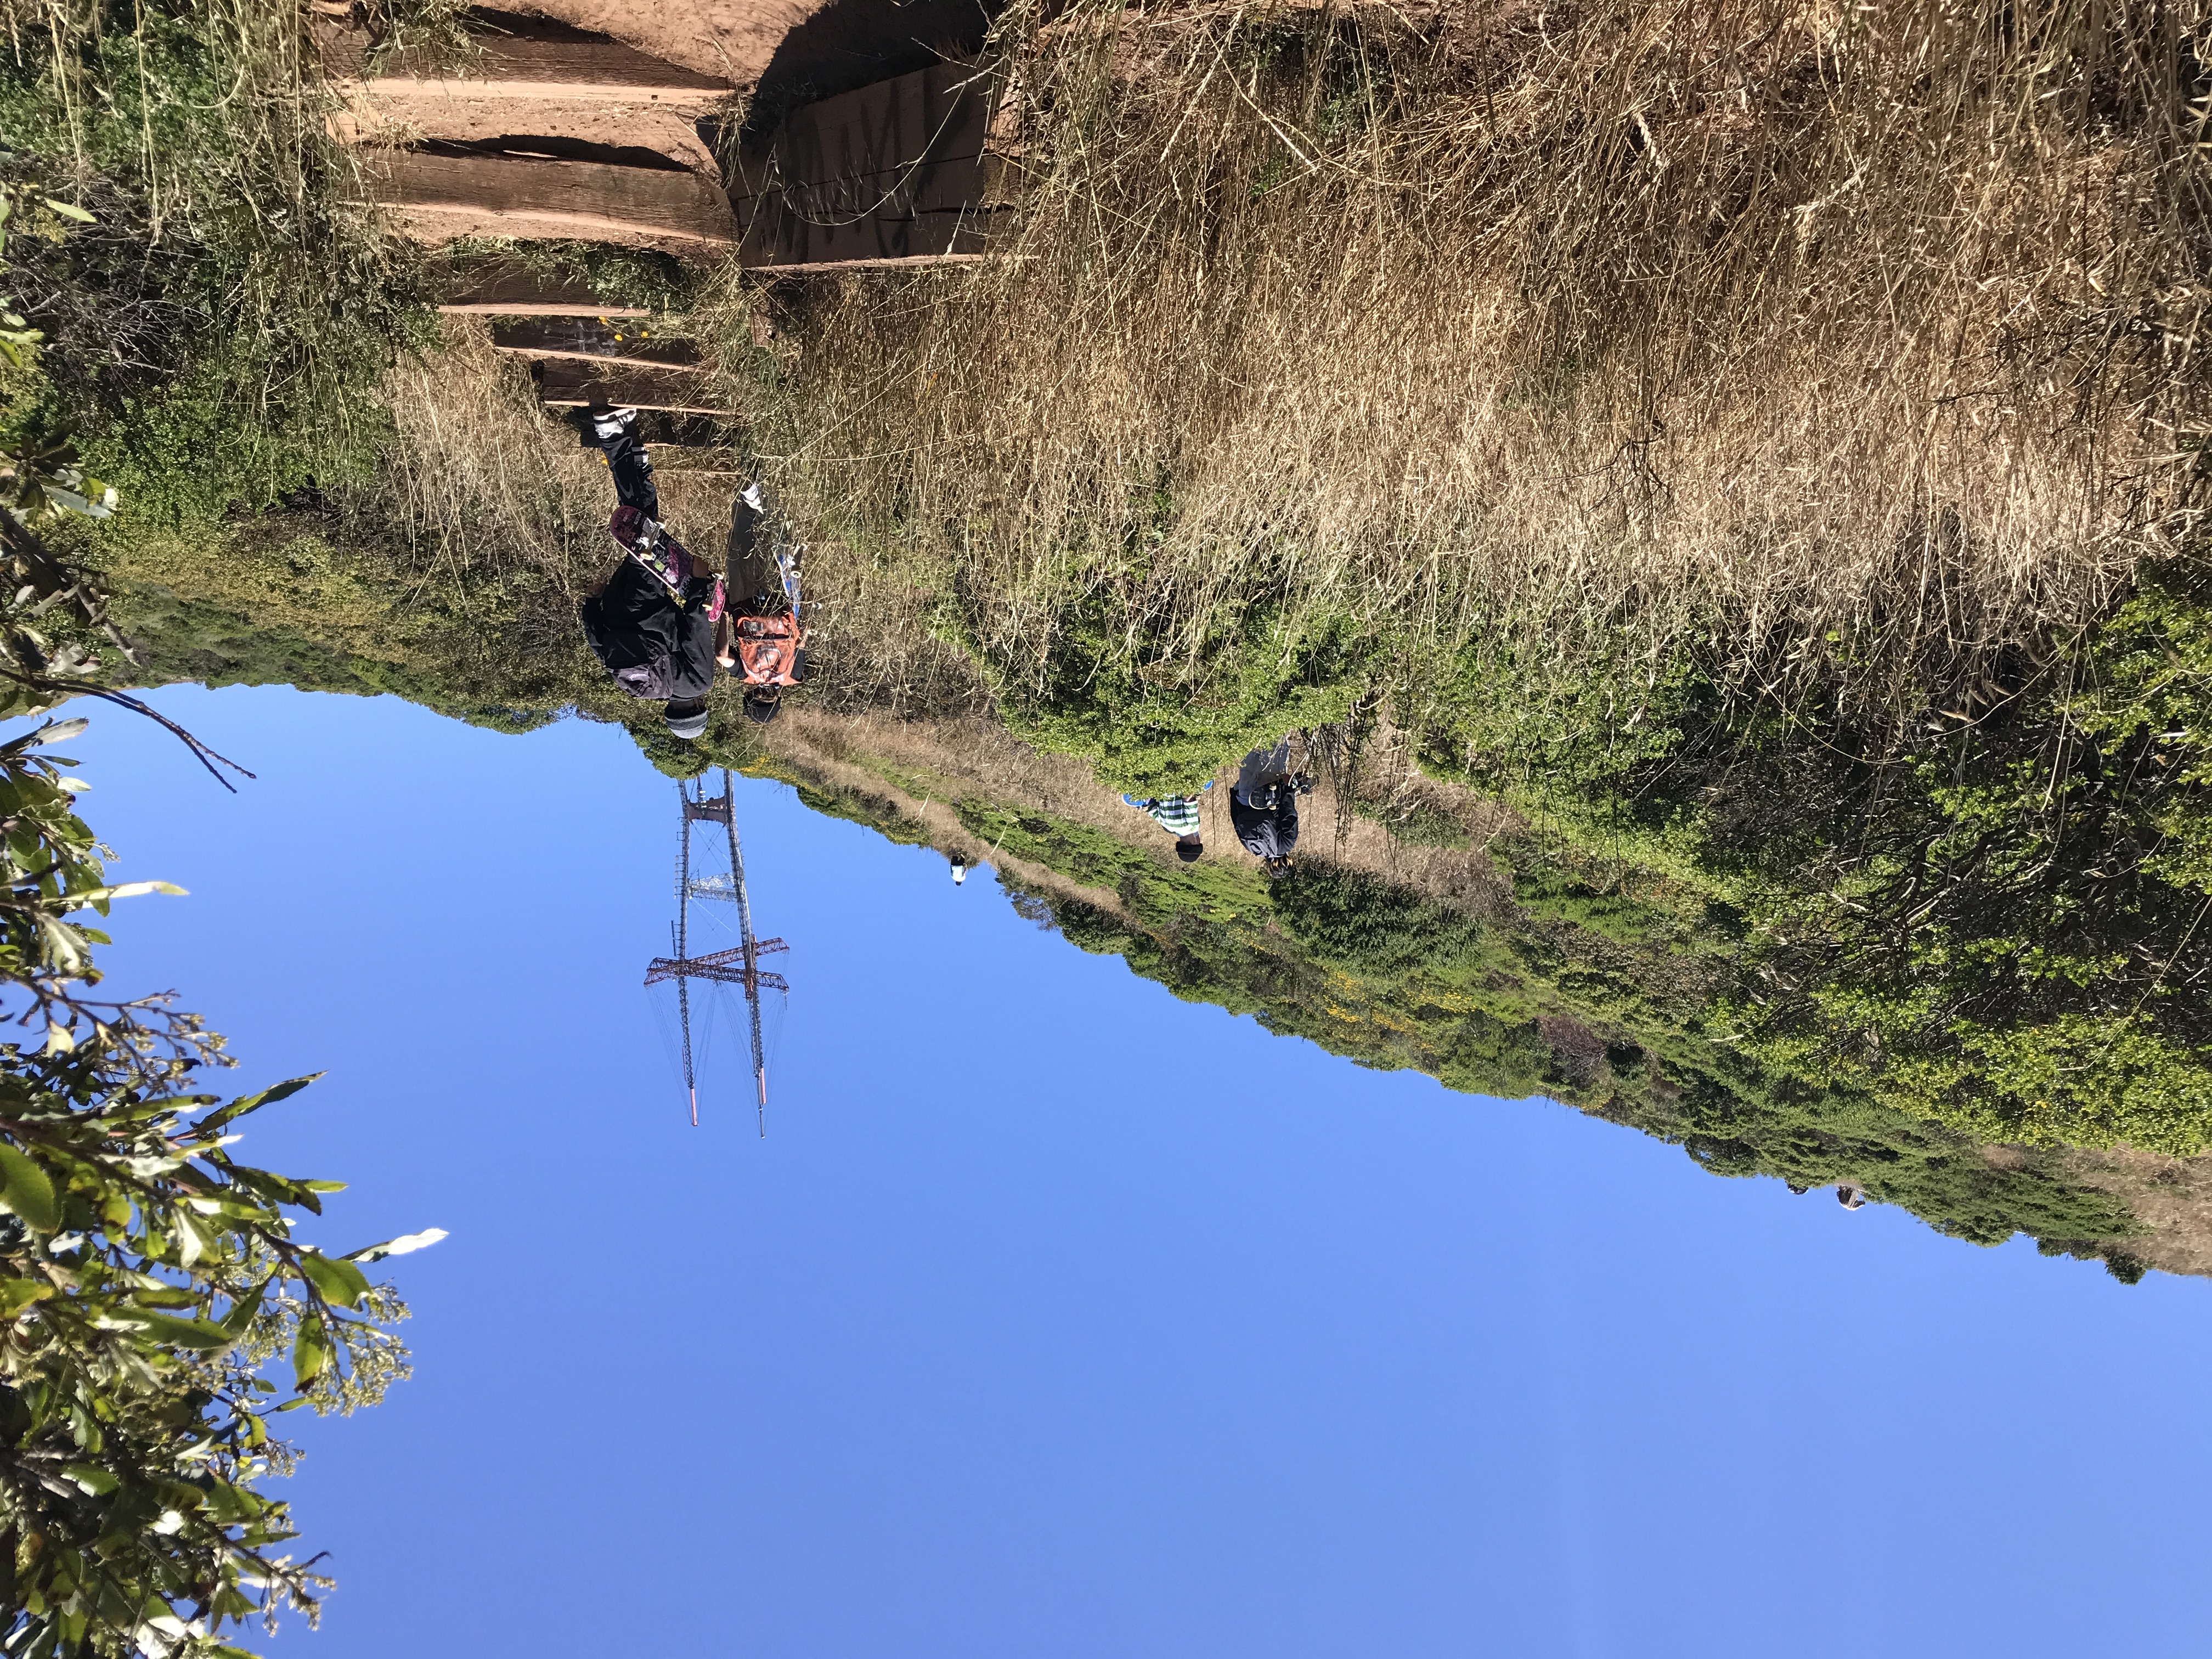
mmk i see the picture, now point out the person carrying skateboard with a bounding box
[1229,737,1311,878]
[576,405,724,741]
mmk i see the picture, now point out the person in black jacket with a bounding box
[575,406,726,741]
[1229,737,1310,877]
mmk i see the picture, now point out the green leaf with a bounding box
[113,1309,235,1352]
[220,1277,271,1338]
[345,1226,447,1263]
[296,1251,370,1309]
[62,1464,117,1496]
[127,1285,195,1309]
[201,1478,267,1525]
[39,198,94,223]
[0,1276,53,1317]
[199,1073,323,1132]
[0,1143,60,1232]
[291,1318,330,1390]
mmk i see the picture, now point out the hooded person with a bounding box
[720,481,806,723]
[1229,737,1308,877]
[575,407,724,741]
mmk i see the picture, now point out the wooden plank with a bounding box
[725,60,1008,270]
[535,359,729,415]
[439,268,648,316]
[792,63,988,186]
[734,61,994,197]
[732,155,995,228]
[740,253,988,276]
[368,151,734,245]
[752,154,988,224]
[374,15,728,95]
[442,298,650,317]
[739,206,1002,268]
[498,342,702,371]
[492,317,703,371]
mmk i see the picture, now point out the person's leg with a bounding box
[725,489,784,611]
[603,427,659,518]
[581,408,658,517]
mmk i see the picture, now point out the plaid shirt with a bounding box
[1134,794,1203,836]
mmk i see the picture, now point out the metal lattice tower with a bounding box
[643,770,788,1131]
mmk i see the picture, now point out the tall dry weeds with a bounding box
[361,317,994,712]
[713,0,2210,731]
[1,0,413,489]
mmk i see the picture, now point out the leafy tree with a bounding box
[0,699,436,1659]
[0,174,431,1655]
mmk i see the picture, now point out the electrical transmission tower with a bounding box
[644,770,788,1131]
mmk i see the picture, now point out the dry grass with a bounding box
[363,315,996,714]
[368,320,709,601]
[0,0,417,503]
[710,0,2210,728]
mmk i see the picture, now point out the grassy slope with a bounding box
[716,1,2212,1157]
[736,732,2157,1280]
[100,531,2171,1277]
[14,0,2197,1275]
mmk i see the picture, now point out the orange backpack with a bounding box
[735,613,805,686]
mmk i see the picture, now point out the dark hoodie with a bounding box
[1229,781,1300,860]
[579,558,718,702]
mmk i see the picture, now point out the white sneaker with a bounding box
[591,407,639,442]
[740,481,766,512]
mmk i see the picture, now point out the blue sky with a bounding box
[48,685,2212,1658]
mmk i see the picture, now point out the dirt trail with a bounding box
[329,5,740,178]
[523,0,822,84]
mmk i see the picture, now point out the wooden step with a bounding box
[534,359,730,415]
[758,154,997,223]
[439,266,649,317]
[733,61,993,199]
[739,205,1001,267]
[492,317,703,371]
[366,10,730,101]
[366,149,735,246]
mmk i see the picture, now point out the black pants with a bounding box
[597,426,659,519]
[726,492,785,612]
[1231,740,1300,859]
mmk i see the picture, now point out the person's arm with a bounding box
[714,608,735,668]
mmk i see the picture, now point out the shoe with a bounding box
[591,406,639,442]
[741,481,767,513]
